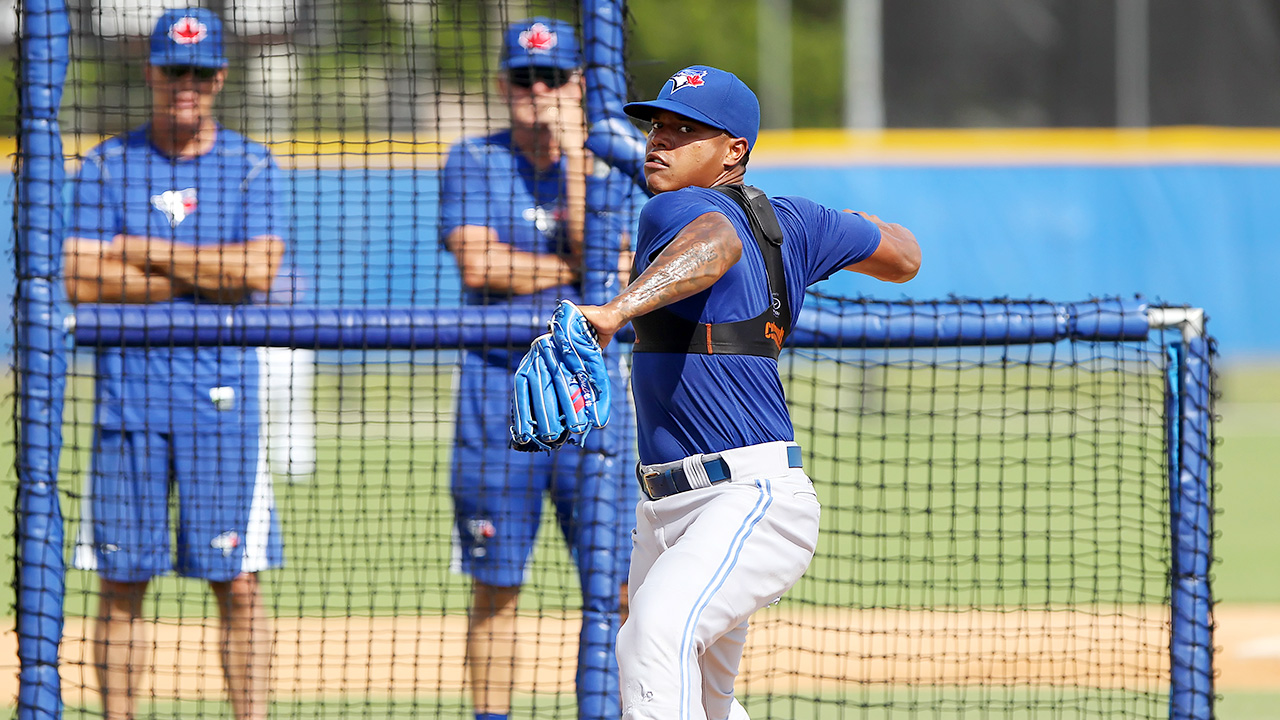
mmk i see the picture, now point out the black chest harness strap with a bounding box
[630,184,792,359]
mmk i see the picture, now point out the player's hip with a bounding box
[635,440,810,502]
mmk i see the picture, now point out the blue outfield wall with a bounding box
[3,161,1277,357]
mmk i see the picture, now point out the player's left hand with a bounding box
[510,333,590,452]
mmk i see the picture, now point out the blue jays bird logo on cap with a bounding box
[519,23,558,53]
[168,16,209,45]
[669,69,707,93]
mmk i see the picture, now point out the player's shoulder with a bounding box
[641,185,732,218]
[212,127,277,167]
[78,126,149,176]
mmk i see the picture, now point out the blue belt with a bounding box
[636,445,804,501]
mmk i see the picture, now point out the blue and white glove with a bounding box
[510,333,589,452]
[548,300,611,430]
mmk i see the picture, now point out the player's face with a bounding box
[642,111,745,194]
[147,64,225,130]
[501,67,584,131]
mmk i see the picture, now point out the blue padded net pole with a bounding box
[15,1,72,719]
[582,0,647,309]
[1168,336,1215,720]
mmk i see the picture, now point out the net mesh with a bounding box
[7,2,1214,719]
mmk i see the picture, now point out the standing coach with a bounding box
[439,17,639,720]
[65,8,285,720]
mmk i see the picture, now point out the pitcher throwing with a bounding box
[569,65,921,720]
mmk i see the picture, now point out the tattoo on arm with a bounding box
[614,212,742,321]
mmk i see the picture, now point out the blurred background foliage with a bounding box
[4,0,1280,136]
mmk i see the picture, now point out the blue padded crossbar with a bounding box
[72,298,1153,349]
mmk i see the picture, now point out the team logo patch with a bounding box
[169,16,208,45]
[518,23,558,53]
[467,518,496,559]
[668,69,707,93]
[211,531,241,557]
[151,188,198,228]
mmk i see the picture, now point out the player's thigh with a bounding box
[85,429,174,582]
[170,421,275,581]
[624,478,819,654]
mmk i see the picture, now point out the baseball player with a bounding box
[572,66,921,720]
[439,17,639,720]
[65,9,284,720]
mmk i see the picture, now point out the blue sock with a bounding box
[476,713,508,720]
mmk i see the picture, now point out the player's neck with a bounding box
[149,117,218,159]
[511,125,560,171]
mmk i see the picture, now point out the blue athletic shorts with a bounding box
[75,426,284,583]
[451,351,637,588]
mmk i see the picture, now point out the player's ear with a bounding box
[723,136,750,169]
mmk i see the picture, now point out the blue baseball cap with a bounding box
[149,8,227,68]
[500,17,581,71]
[624,66,760,151]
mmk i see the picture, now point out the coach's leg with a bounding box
[468,581,522,717]
[212,572,272,720]
[95,578,149,720]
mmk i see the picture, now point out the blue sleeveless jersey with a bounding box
[68,125,284,431]
[630,186,882,464]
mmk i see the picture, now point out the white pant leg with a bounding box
[702,619,749,720]
[617,473,819,720]
[259,346,317,477]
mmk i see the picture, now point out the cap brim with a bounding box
[623,99,732,137]
[150,52,227,68]
[502,55,580,71]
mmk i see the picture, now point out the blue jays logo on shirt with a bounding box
[168,16,209,45]
[151,188,198,228]
[523,203,562,235]
[668,69,707,93]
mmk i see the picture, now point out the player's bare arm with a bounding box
[63,237,182,305]
[578,210,741,347]
[843,211,921,283]
[445,225,578,294]
[115,234,284,302]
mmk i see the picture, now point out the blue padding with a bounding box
[73,298,1154,349]
[17,2,72,720]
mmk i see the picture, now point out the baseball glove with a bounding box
[510,333,590,452]
[548,300,612,430]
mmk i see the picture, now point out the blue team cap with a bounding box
[500,17,582,71]
[624,65,760,151]
[149,7,227,68]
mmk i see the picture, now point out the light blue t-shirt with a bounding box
[68,125,283,431]
[630,186,882,464]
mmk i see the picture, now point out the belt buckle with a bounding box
[639,468,662,500]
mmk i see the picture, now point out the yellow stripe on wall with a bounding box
[751,127,1280,165]
[5,127,1280,168]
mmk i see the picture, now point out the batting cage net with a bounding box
[8,2,1214,720]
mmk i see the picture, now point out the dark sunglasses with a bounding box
[159,65,220,81]
[508,67,575,89]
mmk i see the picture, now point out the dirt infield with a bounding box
[3,604,1278,704]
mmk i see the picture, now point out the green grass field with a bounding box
[5,355,1279,718]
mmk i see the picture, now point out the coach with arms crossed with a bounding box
[439,17,638,720]
[572,65,920,720]
[64,9,284,720]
